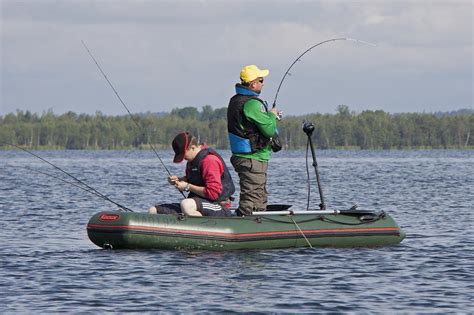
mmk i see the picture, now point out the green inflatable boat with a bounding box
[87,122,405,250]
[87,207,405,250]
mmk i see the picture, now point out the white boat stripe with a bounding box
[202,202,223,211]
[202,202,220,208]
[203,205,222,210]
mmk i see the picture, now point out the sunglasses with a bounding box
[258,78,264,83]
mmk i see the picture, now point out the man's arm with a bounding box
[243,99,277,137]
[174,155,223,200]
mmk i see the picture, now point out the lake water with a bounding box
[1,149,473,313]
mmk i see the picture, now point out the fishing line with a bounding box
[272,37,377,108]
[24,166,134,212]
[81,40,185,198]
[7,143,134,212]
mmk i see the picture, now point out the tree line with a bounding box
[0,105,472,150]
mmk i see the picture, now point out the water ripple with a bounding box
[1,150,473,313]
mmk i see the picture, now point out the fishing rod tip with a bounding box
[345,38,378,47]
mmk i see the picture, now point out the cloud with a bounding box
[1,0,472,115]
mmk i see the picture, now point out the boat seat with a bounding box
[266,204,292,211]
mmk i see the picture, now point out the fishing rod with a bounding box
[81,40,185,198]
[7,143,134,212]
[272,38,376,210]
[25,166,134,211]
[272,37,376,108]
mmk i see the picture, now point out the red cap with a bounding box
[172,132,189,163]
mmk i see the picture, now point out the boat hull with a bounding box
[87,210,405,250]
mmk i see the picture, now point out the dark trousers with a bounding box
[230,155,268,215]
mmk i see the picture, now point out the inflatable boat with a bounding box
[87,122,405,250]
[87,207,405,250]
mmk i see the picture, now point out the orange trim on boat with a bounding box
[87,223,400,238]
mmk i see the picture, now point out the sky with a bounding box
[0,0,472,116]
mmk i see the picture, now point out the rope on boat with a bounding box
[320,212,386,225]
[290,215,313,249]
[257,212,385,225]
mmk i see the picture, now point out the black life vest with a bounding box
[227,92,271,153]
[186,148,235,202]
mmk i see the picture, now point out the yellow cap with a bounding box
[240,65,269,83]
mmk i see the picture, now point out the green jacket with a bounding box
[234,99,277,162]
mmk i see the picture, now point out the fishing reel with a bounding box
[302,121,315,136]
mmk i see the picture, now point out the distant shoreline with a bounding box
[1,145,472,151]
[1,106,472,150]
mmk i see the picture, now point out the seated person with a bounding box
[148,131,235,217]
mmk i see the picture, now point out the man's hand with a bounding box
[174,181,188,192]
[168,175,179,185]
[270,107,283,120]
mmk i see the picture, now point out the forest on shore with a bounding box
[1,105,472,150]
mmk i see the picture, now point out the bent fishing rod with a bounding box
[6,143,134,212]
[272,37,376,210]
[272,37,376,108]
[81,40,185,198]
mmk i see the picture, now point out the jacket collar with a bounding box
[235,84,260,96]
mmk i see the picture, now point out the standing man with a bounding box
[227,65,281,216]
[149,131,235,217]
